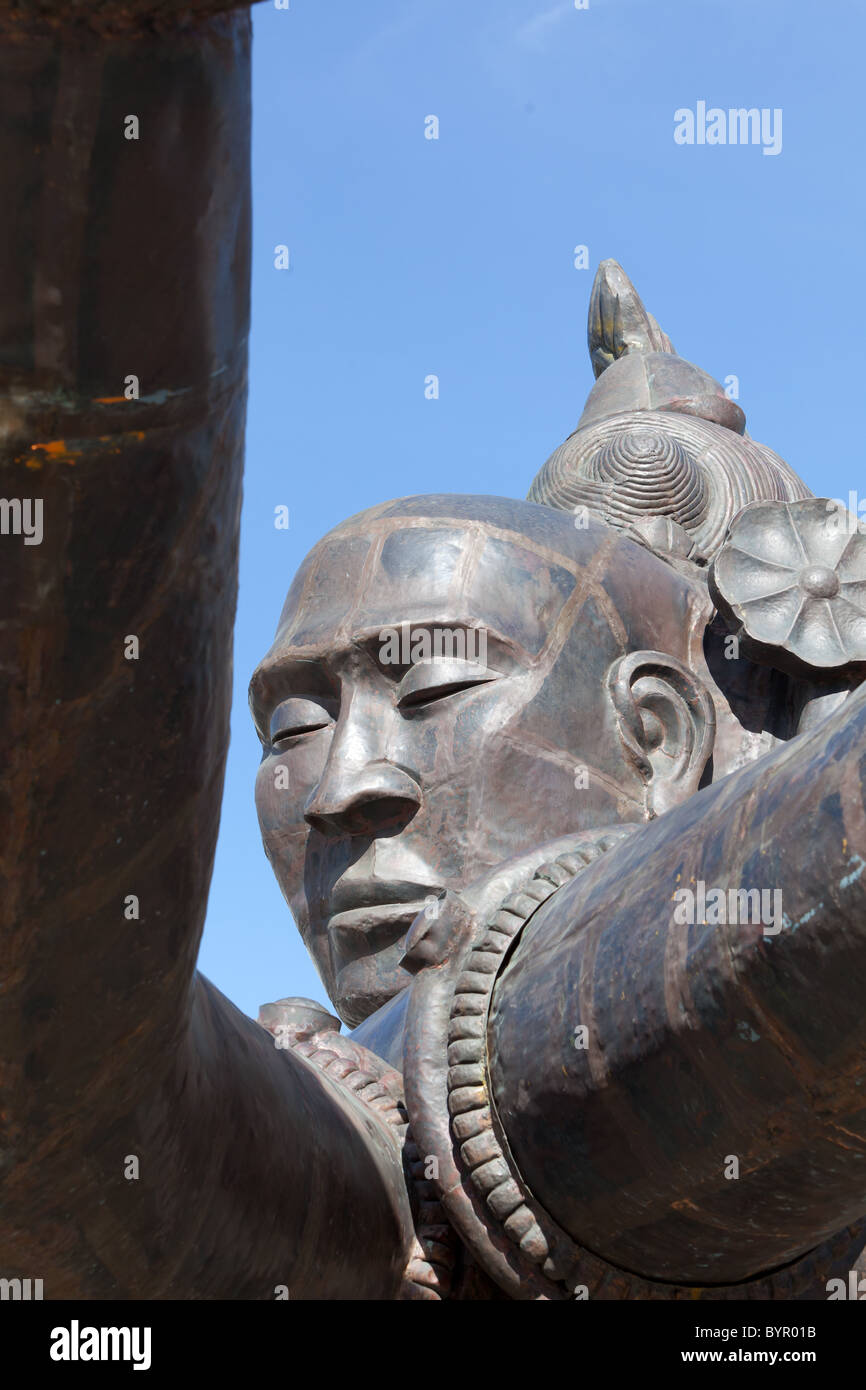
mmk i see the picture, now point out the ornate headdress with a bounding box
[528,261,866,681]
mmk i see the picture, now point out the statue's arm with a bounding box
[0,3,413,1297]
[489,679,866,1285]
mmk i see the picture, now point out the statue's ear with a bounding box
[606,652,716,818]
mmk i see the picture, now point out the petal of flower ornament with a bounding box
[709,499,866,672]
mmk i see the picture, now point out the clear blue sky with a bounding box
[198,0,866,1020]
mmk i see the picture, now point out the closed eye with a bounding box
[269,697,334,746]
[396,659,499,710]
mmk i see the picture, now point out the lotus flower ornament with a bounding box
[709,498,866,673]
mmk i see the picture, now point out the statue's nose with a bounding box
[303,760,421,837]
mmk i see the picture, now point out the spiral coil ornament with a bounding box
[582,428,708,532]
[528,409,811,564]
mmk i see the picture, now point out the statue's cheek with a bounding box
[254,751,317,848]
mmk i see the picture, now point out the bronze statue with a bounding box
[2,0,865,1302]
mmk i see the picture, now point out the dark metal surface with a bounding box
[489,676,866,1285]
[0,0,250,38]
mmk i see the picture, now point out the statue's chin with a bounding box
[332,949,416,1029]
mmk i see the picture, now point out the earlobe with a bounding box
[606,651,716,818]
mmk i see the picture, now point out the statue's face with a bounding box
[250,500,691,1025]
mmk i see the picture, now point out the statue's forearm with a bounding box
[490,681,866,1285]
[0,8,248,1149]
[175,979,414,1299]
[0,5,409,1297]
[0,974,414,1297]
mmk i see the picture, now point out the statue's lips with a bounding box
[328,878,441,915]
[326,880,440,951]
